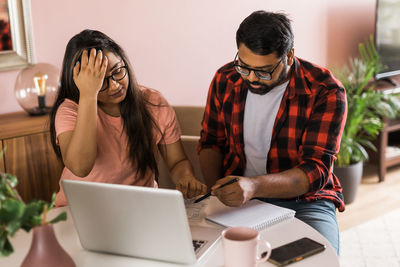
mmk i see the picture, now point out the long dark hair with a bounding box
[49,29,160,179]
[236,11,294,57]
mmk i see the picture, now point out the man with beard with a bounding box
[198,10,347,255]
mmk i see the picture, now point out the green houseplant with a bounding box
[336,36,400,167]
[0,149,67,257]
[334,36,400,203]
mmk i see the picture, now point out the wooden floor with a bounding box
[337,163,400,231]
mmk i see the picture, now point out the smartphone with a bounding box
[267,237,326,266]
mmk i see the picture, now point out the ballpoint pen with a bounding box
[194,178,239,203]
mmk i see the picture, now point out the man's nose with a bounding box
[247,70,259,83]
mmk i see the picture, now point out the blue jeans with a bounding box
[258,198,340,255]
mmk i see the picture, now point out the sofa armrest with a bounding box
[173,106,205,136]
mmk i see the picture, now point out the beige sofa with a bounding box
[157,106,205,189]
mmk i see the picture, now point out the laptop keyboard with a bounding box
[192,239,207,253]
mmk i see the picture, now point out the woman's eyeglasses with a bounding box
[233,53,281,81]
[100,66,128,92]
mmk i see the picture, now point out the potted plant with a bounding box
[0,149,75,266]
[334,36,400,204]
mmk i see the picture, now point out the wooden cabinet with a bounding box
[376,117,400,181]
[0,141,4,172]
[0,112,63,202]
[373,76,400,182]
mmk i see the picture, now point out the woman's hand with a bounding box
[175,174,207,199]
[159,140,207,199]
[73,48,108,98]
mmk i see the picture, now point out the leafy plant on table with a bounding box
[0,148,67,257]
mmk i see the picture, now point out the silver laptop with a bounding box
[62,180,221,264]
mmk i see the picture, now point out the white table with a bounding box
[1,197,339,267]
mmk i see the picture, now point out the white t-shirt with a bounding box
[243,81,289,177]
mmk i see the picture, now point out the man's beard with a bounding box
[245,62,289,95]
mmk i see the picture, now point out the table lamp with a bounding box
[14,63,60,116]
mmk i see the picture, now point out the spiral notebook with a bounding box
[206,199,295,230]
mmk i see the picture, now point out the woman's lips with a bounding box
[110,88,124,98]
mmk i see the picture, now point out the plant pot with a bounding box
[21,224,75,267]
[334,161,363,205]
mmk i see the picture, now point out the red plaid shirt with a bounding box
[199,57,347,212]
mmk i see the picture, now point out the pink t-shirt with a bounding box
[55,86,181,206]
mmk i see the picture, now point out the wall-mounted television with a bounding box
[375,0,400,80]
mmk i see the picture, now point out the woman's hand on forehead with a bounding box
[73,48,108,97]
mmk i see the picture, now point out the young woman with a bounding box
[50,30,206,206]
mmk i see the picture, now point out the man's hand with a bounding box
[174,175,207,199]
[211,176,257,206]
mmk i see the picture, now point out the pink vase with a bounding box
[21,224,75,267]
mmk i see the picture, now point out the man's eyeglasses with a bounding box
[233,53,281,81]
[100,66,128,92]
